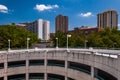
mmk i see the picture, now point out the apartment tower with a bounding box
[24,19,50,41]
[97,9,118,29]
[55,14,68,33]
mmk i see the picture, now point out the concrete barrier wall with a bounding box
[0,49,119,80]
[46,50,119,79]
[7,67,26,76]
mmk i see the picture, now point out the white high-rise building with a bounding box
[24,19,50,41]
[43,21,50,40]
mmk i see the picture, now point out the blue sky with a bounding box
[0,0,120,32]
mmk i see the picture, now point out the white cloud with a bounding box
[0,4,8,13]
[118,24,120,27]
[34,4,59,11]
[79,12,93,17]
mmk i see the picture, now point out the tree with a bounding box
[52,31,66,47]
[0,25,38,49]
[69,33,84,48]
[50,27,120,49]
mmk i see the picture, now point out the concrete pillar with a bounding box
[4,54,8,80]
[4,76,7,80]
[90,52,95,80]
[44,73,47,80]
[44,50,48,80]
[65,52,69,80]
[117,55,120,80]
[26,53,29,80]
[26,73,29,80]
[91,66,94,80]
[65,60,68,80]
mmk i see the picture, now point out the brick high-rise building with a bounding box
[55,14,68,33]
[97,9,118,29]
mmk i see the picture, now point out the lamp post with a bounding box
[67,34,71,50]
[8,39,10,50]
[85,40,88,49]
[56,37,58,48]
[27,38,30,49]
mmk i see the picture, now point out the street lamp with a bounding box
[67,34,71,50]
[27,38,30,49]
[85,40,88,49]
[56,37,58,48]
[8,39,10,50]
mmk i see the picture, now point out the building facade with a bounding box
[68,26,101,35]
[55,14,68,33]
[97,9,118,29]
[24,19,50,41]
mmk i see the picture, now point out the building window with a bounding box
[0,63,4,69]
[68,61,91,74]
[8,74,25,80]
[47,60,65,67]
[29,60,44,66]
[29,73,44,79]
[8,61,25,68]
